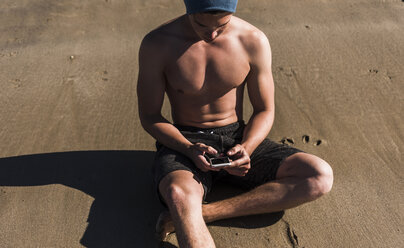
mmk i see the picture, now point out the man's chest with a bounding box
[164,42,250,95]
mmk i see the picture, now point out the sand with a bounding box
[0,0,403,247]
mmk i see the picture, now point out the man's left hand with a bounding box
[224,144,251,176]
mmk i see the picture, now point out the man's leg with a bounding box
[158,170,215,248]
[202,152,333,222]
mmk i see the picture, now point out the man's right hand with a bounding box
[188,143,220,172]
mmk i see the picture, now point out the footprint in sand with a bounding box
[302,135,310,144]
[0,51,18,58]
[281,137,295,146]
[102,70,108,81]
[281,135,323,147]
[302,134,323,146]
[367,68,394,82]
[9,79,22,88]
[277,66,294,78]
[63,75,77,84]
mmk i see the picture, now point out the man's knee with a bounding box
[164,183,203,205]
[278,153,334,199]
[159,171,204,208]
[305,157,333,200]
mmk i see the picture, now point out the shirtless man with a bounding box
[137,1,333,247]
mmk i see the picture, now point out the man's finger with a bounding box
[195,143,218,154]
[229,156,251,168]
[197,154,220,172]
[198,154,211,166]
[227,145,242,156]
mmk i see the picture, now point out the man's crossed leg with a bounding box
[157,152,334,248]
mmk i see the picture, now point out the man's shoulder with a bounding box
[232,17,270,56]
[141,15,186,49]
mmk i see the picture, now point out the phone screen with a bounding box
[210,157,231,168]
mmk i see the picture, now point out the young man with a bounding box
[137,0,333,247]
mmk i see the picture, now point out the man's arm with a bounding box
[241,31,275,154]
[225,31,275,175]
[137,33,217,171]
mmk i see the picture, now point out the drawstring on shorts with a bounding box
[197,130,225,154]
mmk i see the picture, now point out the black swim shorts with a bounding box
[152,121,303,203]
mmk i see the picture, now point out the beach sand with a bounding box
[0,0,403,247]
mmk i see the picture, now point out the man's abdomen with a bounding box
[168,88,244,128]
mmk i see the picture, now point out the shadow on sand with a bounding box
[0,150,163,247]
[0,150,284,248]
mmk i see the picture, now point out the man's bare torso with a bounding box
[150,15,258,128]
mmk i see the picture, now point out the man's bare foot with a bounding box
[155,211,175,241]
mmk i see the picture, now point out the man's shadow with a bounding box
[0,150,283,248]
[0,150,163,248]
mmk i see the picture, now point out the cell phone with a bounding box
[204,154,231,168]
